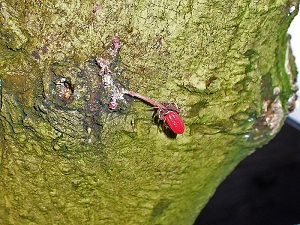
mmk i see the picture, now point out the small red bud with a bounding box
[165,111,185,134]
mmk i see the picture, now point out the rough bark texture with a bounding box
[0,1,298,224]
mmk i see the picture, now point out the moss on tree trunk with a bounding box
[0,0,298,224]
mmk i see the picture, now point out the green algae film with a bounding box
[0,0,298,224]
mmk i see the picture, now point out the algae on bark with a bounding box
[0,0,298,224]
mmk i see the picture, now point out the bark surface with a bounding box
[0,1,298,224]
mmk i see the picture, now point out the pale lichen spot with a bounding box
[184,74,206,93]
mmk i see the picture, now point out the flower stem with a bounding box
[123,90,167,110]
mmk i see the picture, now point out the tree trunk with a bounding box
[0,1,297,224]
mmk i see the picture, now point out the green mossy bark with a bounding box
[0,1,298,224]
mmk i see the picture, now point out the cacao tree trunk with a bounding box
[0,0,298,224]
